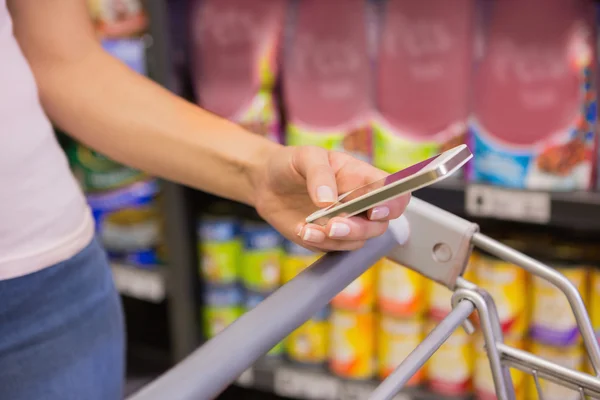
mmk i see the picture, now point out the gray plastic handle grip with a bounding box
[128,217,409,400]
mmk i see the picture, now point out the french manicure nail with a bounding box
[303,228,325,243]
[317,186,335,203]
[329,222,351,238]
[370,206,390,220]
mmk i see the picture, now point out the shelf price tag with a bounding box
[465,184,551,224]
[274,367,339,400]
[235,368,254,387]
[111,264,166,303]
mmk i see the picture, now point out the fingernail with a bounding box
[295,224,304,236]
[329,222,351,238]
[303,228,325,243]
[370,206,390,220]
[317,186,335,203]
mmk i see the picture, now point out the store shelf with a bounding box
[416,181,600,231]
[235,360,468,400]
[111,263,166,303]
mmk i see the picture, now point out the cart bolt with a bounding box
[432,243,452,263]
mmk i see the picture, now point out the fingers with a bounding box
[296,216,389,251]
[292,147,338,207]
[366,193,411,221]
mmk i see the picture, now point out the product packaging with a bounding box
[286,307,330,367]
[373,0,474,173]
[425,317,473,397]
[189,0,284,143]
[376,314,424,385]
[202,305,243,339]
[240,221,283,294]
[331,266,376,312]
[376,258,426,318]
[282,240,320,284]
[329,308,375,380]
[88,0,148,39]
[283,0,372,162]
[469,0,597,190]
[87,179,163,268]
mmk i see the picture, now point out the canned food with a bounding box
[87,179,163,266]
[286,312,329,366]
[331,264,376,312]
[377,314,424,385]
[203,305,243,339]
[425,318,473,396]
[282,240,320,284]
[473,334,526,400]
[531,266,587,346]
[429,253,478,320]
[88,0,149,39]
[241,221,283,293]
[245,292,284,357]
[475,252,528,337]
[377,258,426,318]
[198,215,242,286]
[203,284,244,307]
[527,342,584,400]
[329,308,375,380]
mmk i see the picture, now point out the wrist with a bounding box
[241,137,282,207]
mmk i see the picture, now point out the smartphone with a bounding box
[306,144,472,225]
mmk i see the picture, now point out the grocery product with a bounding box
[425,318,473,396]
[377,258,426,318]
[428,252,478,321]
[475,249,528,337]
[329,308,375,380]
[531,249,588,346]
[469,0,597,190]
[203,305,243,339]
[245,292,284,357]
[526,341,585,400]
[590,268,600,342]
[283,0,372,162]
[373,0,474,173]
[189,0,284,143]
[282,240,320,284]
[71,144,147,193]
[473,334,526,400]
[240,221,283,294]
[102,38,147,76]
[331,265,376,312]
[377,314,424,386]
[198,209,242,286]
[88,0,148,39]
[87,179,162,267]
[203,284,245,308]
[286,308,330,366]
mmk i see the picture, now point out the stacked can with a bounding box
[240,218,285,358]
[425,254,478,397]
[283,241,329,367]
[472,237,530,400]
[376,258,426,387]
[198,203,244,340]
[526,241,588,400]
[329,259,377,380]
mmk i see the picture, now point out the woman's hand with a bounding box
[253,146,410,252]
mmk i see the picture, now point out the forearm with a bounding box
[35,47,279,205]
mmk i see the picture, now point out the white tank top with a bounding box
[0,1,94,280]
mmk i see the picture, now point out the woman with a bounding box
[1,1,409,399]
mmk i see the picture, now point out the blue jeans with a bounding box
[0,237,125,399]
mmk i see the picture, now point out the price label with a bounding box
[111,264,166,302]
[274,367,339,400]
[236,368,254,387]
[465,184,551,224]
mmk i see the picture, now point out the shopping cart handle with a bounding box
[128,216,409,400]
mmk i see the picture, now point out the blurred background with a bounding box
[57,0,600,399]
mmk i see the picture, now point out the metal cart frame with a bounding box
[128,197,600,400]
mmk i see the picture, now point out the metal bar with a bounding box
[127,224,405,400]
[499,344,600,397]
[145,0,201,361]
[368,300,475,400]
[472,233,600,375]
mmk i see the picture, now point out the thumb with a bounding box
[292,146,338,207]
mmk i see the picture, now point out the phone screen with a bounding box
[323,153,443,210]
